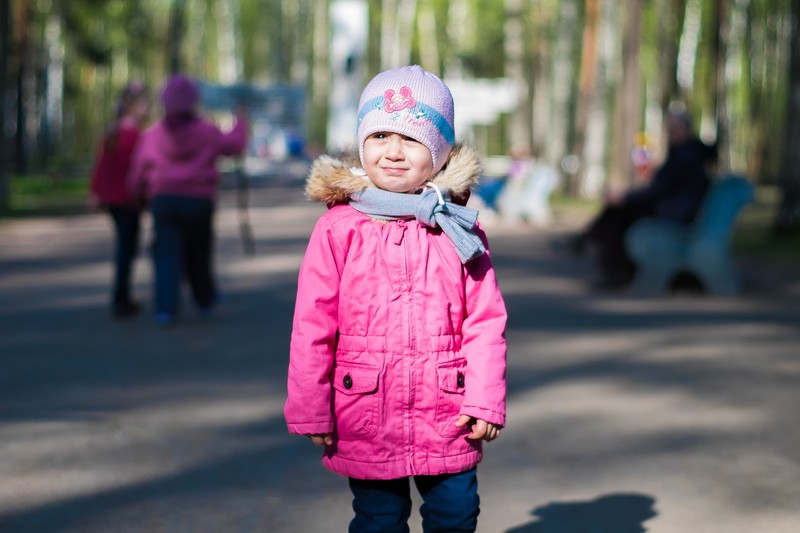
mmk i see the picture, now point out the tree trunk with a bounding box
[380,0,416,69]
[659,0,685,111]
[676,0,701,99]
[13,0,31,174]
[530,2,554,161]
[568,0,601,194]
[711,0,731,173]
[548,0,578,172]
[0,0,9,210]
[166,0,185,75]
[217,0,242,84]
[43,6,64,162]
[609,0,643,189]
[444,1,468,78]
[505,0,530,152]
[774,0,800,234]
[417,2,439,72]
[310,0,330,147]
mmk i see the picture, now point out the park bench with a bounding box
[492,157,558,226]
[625,174,754,296]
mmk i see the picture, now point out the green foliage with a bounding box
[4,0,796,196]
[4,175,89,218]
[10,175,85,195]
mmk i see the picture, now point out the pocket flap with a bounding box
[437,360,467,394]
[333,362,380,395]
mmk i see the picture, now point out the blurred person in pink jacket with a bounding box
[128,74,248,326]
[284,66,507,533]
[90,81,151,318]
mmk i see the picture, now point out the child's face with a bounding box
[362,132,434,193]
[131,97,152,123]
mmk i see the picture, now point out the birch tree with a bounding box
[166,0,185,74]
[569,0,601,194]
[609,0,643,188]
[505,0,530,151]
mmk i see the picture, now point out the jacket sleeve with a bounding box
[126,132,152,200]
[284,215,345,435]
[459,225,508,427]
[216,116,249,156]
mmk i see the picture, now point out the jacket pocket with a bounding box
[435,358,469,437]
[332,361,381,440]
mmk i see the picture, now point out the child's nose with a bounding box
[385,135,404,158]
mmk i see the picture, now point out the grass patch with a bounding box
[732,185,800,262]
[4,174,91,218]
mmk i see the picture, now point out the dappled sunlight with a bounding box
[1,261,110,289]
[0,384,286,515]
[510,381,764,435]
[224,252,304,277]
[583,295,779,315]
[498,275,585,295]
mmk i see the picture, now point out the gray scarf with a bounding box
[350,185,486,263]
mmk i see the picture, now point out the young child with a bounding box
[127,74,248,326]
[90,81,151,318]
[285,65,507,532]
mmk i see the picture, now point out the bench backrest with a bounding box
[690,174,754,241]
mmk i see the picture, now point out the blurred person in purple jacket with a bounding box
[128,74,248,326]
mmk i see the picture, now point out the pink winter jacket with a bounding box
[127,116,248,200]
[284,144,507,480]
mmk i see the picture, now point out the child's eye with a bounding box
[371,133,388,140]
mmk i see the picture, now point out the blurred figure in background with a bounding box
[496,144,558,227]
[90,81,151,318]
[128,74,248,327]
[559,105,715,289]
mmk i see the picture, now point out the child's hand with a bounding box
[455,415,502,442]
[306,433,333,446]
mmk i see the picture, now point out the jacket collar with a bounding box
[305,143,483,206]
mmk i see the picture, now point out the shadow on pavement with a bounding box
[505,492,657,532]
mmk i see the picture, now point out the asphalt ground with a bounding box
[1,171,799,532]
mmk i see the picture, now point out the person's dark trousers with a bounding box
[108,205,141,310]
[151,195,216,316]
[348,467,479,533]
[584,203,653,284]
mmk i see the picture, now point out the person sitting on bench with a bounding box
[561,105,716,289]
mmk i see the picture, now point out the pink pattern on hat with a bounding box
[384,87,416,113]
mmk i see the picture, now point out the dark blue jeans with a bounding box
[150,195,216,315]
[348,468,479,533]
[108,206,141,307]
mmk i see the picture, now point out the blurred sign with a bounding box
[199,82,306,175]
[445,78,518,140]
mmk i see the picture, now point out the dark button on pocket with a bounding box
[456,372,465,388]
[343,374,353,389]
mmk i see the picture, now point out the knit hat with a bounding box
[160,74,199,114]
[356,65,455,175]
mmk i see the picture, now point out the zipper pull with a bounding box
[392,221,406,245]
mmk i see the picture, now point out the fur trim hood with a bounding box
[305,143,483,206]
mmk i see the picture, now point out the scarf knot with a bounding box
[350,185,486,263]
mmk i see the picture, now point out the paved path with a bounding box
[1,175,799,532]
